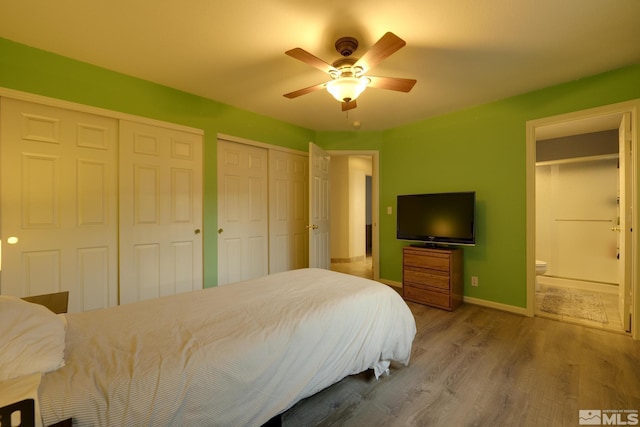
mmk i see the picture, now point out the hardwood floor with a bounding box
[330,256,373,280]
[283,293,640,426]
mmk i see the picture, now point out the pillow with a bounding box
[0,295,66,382]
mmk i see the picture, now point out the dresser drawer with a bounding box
[403,286,451,309]
[404,267,450,290]
[403,249,450,271]
[402,246,463,311]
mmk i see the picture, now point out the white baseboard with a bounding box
[463,296,529,316]
[379,278,528,316]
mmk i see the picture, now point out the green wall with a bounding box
[0,37,314,288]
[374,65,640,308]
[1,37,639,309]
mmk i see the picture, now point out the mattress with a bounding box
[38,268,416,427]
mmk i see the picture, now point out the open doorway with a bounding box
[534,130,623,332]
[327,151,379,281]
[526,101,638,338]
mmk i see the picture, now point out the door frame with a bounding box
[0,88,203,134]
[525,99,640,340]
[328,150,380,281]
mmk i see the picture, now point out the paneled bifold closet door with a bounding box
[217,140,269,285]
[217,139,309,285]
[0,97,203,312]
[119,121,203,304]
[0,98,119,313]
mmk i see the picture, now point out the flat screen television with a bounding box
[397,191,476,246]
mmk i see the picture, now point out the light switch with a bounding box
[387,206,393,215]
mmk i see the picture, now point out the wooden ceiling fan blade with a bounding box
[353,32,406,73]
[367,76,416,92]
[285,48,337,74]
[283,82,327,99]
[342,100,357,111]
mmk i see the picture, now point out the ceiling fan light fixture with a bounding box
[326,77,370,103]
[283,32,413,111]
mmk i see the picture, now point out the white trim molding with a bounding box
[379,279,528,316]
[217,133,308,157]
[463,296,529,316]
[0,87,204,135]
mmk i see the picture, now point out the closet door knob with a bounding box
[218,228,224,234]
[194,229,201,235]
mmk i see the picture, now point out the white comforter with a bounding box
[38,268,416,427]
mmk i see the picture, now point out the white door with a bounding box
[0,98,118,312]
[217,139,269,285]
[119,121,203,304]
[617,112,632,332]
[308,142,331,269]
[269,150,309,273]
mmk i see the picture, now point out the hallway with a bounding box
[330,256,373,280]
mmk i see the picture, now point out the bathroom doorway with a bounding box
[526,101,638,338]
[535,131,622,332]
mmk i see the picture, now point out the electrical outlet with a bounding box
[471,276,479,287]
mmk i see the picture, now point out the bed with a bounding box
[0,268,416,427]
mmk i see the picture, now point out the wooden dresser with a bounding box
[402,246,463,311]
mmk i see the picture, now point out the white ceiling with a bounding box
[1,0,638,131]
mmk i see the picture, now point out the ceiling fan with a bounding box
[283,32,417,111]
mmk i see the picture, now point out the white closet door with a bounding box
[217,139,269,285]
[269,150,309,273]
[0,98,118,313]
[119,121,203,304]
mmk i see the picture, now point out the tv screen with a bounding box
[397,192,476,246]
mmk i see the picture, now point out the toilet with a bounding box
[535,260,547,291]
